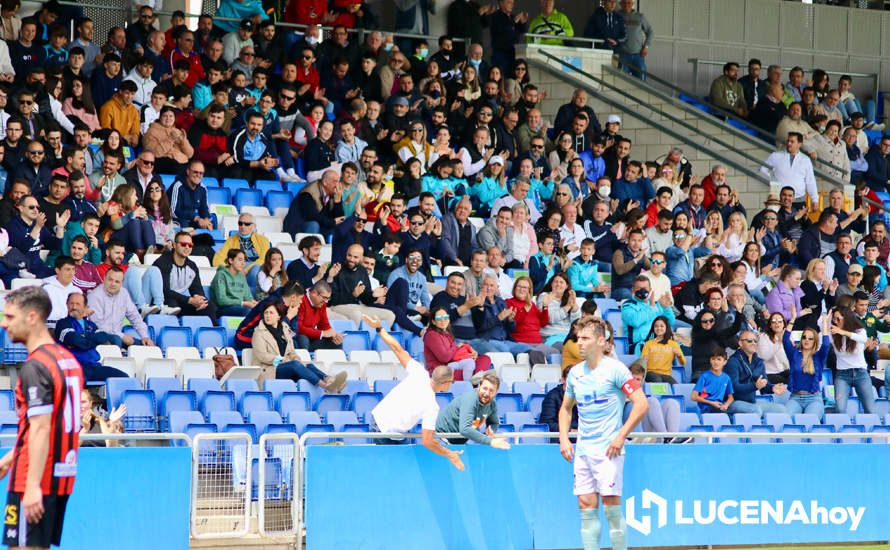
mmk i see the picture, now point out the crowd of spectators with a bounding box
[0,0,885,427]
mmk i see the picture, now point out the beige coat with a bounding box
[143,122,195,164]
[252,321,300,384]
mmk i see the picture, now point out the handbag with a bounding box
[212,348,236,379]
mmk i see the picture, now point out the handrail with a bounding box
[524,33,603,47]
[533,51,772,186]
[688,57,880,107]
[604,65,851,179]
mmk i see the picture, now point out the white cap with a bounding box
[488,155,505,166]
[607,114,621,124]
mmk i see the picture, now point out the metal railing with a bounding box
[190,432,253,539]
[531,51,773,187]
[603,65,852,180]
[257,432,299,537]
[688,58,880,107]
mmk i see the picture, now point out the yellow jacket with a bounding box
[212,232,271,270]
[98,95,140,140]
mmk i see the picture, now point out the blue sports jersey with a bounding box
[693,370,734,413]
[565,356,637,456]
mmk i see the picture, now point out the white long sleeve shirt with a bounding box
[760,151,817,202]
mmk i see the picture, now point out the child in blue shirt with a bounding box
[691,349,735,413]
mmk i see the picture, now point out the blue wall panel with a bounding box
[305,444,890,549]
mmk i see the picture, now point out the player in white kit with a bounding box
[558,317,649,550]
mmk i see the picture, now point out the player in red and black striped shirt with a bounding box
[0,287,84,550]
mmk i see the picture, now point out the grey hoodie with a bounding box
[618,10,653,55]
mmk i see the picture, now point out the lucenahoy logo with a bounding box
[625,489,866,536]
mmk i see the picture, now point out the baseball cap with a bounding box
[240,18,254,31]
[488,155,505,166]
[607,114,621,124]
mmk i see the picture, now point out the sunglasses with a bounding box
[141,159,154,165]
[355,218,367,224]
[243,52,255,57]
[23,204,38,210]
[176,242,193,248]
[280,94,295,101]
[741,338,757,343]
[555,192,569,196]
[410,221,425,226]
[20,100,33,105]
[407,256,422,262]
[434,315,449,321]
[651,259,665,265]
[301,54,313,59]
[701,318,715,324]
[148,187,162,193]
[530,144,544,149]
[28,150,43,154]
[479,112,493,117]
[238,221,253,227]
[764,217,777,221]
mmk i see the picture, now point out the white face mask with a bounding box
[306,36,319,46]
[767,205,780,212]
[597,186,611,198]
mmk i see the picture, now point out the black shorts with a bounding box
[2,492,69,548]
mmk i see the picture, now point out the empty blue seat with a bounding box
[315,394,349,415]
[341,423,370,444]
[225,379,259,405]
[188,379,221,406]
[505,411,535,427]
[146,314,180,336]
[808,424,836,444]
[731,413,761,431]
[207,187,232,205]
[265,190,293,212]
[526,394,546,422]
[678,412,700,431]
[296,380,324,408]
[287,411,321,434]
[350,392,382,421]
[120,390,157,432]
[325,411,358,430]
[157,391,197,431]
[107,378,142,410]
[234,188,263,209]
[824,413,852,431]
[330,319,358,333]
[792,413,821,430]
[224,423,257,443]
[181,315,213,333]
[838,424,867,444]
[157,326,192,351]
[373,380,399,395]
[303,423,335,445]
[342,380,370,397]
[512,381,542,405]
[450,381,472,397]
[747,424,775,444]
[672,384,698,413]
[373,331,404,351]
[184,424,218,459]
[872,399,890,417]
[248,411,283,435]
[0,410,16,426]
[855,413,881,432]
[147,377,181,400]
[255,179,282,193]
[194,327,227,350]
[701,413,731,429]
[170,410,204,434]
[240,391,273,416]
[715,424,745,443]
[222,178,250,191]
[495,393,523,419]
[201,391,236,419]
[764,413,793,431]
[209,410,244,430]
[342,331,371,354]
[518,423,549,444]
[263,380,298,405]
[435,392,452,410]
[672,366,686,384]
[278,392,311,416]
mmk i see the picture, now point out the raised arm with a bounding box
[362,314,411,367]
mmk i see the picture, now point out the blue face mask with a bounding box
[418,47,429,59]
[430,90,441,99]
[469,58,481,67]
[383,43,394,52]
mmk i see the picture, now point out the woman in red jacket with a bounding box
[505,276,559,364]
[423,307,491,381]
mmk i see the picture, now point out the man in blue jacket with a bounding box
[7,193,64,278]
[796,210,838,268]
[168,160,212,229]
[865,135,890,193]
[54,292,129,382]
[583,0,625,50]
[610,160,654,206]
[723,330,788,415]
[620,276,675,354]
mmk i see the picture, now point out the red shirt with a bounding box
[505,298,549,344]
[296,65,320,95]
[285,0,327,25]
[96,262,129,280]
[169,48,205,89]
[700,175,718,208]
[297,294,331,339]
[10,343,84,496]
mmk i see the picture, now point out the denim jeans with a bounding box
[112,218,156,252]
[619,52,647,80]
[834,368,875,414]
[124,265,165,308]
[611,287,633,301]
[300,221,321,235]
[785,393,825,420]
[276,360,326,385]
[85,363,129,383]
[246,264,260,294]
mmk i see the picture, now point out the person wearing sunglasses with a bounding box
[213,213,270,291]
[690,307,740,383]
[724,329,789,415]
[168,159,213,230]
[151,230,217,322]
[7,194,63,278]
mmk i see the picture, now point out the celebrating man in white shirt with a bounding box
[760,132,817,210]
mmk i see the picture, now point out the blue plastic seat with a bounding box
[147,377,181,401]
[222,178,250,191]
[207,187,232,205]
[341,423,371,444]
[731,412,762,431]
[777,424,806,443]
[224,423,257,443]
[495,393,523,420]
[855,413,881,432]
[157,391,197,431]
[342,331,371,354]
[277,392,311,416]
[342,380,370,397]
[315,394,349,415]
[505,411,535,427]
[225,379,259,405]
[808,424,836,444]
[184,424,218,459]
[678,412,700,431]
[169,410,204,434]
[120,390,157,432]
[248,411,283,435]
[209,410,244,430]
[672,366,686,384]
[194,327,227,350]
[435,392,452,410]
[157,326,192,351]
[0,410,17,426]
[325,411,358,430]
[188,379,221,406]
[350,392,382,421]
[330,319,358,333]
[180,316,214,333]
[526,394,546,421]
[824,413,852,431]
[265,190,294,212]
[263,380,298,405]
[672,384,698,413]
[303,423,335,445]
[512,381,542,406]
[107,378,142,410]
[715,424,745,443]
[872,399,890,416]
[255,179,282,194]
[700,413,731,430]
[201,391,236,419]
[286,411,321,434]
[234,188,263,209]
[764,413,793,431]
[450,381,472,397]
[146,314,180,337]
[239,391,273,417]
[0,389,14,411]
[373,380,399,396]
[792,413,820,430]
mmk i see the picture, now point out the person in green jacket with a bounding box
[51,214,103,268]
[528,0,574,46]
[436,372,512,448]
[211,249,257,317]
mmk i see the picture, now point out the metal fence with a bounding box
[257,432,298,536]
[190,432,252,539]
